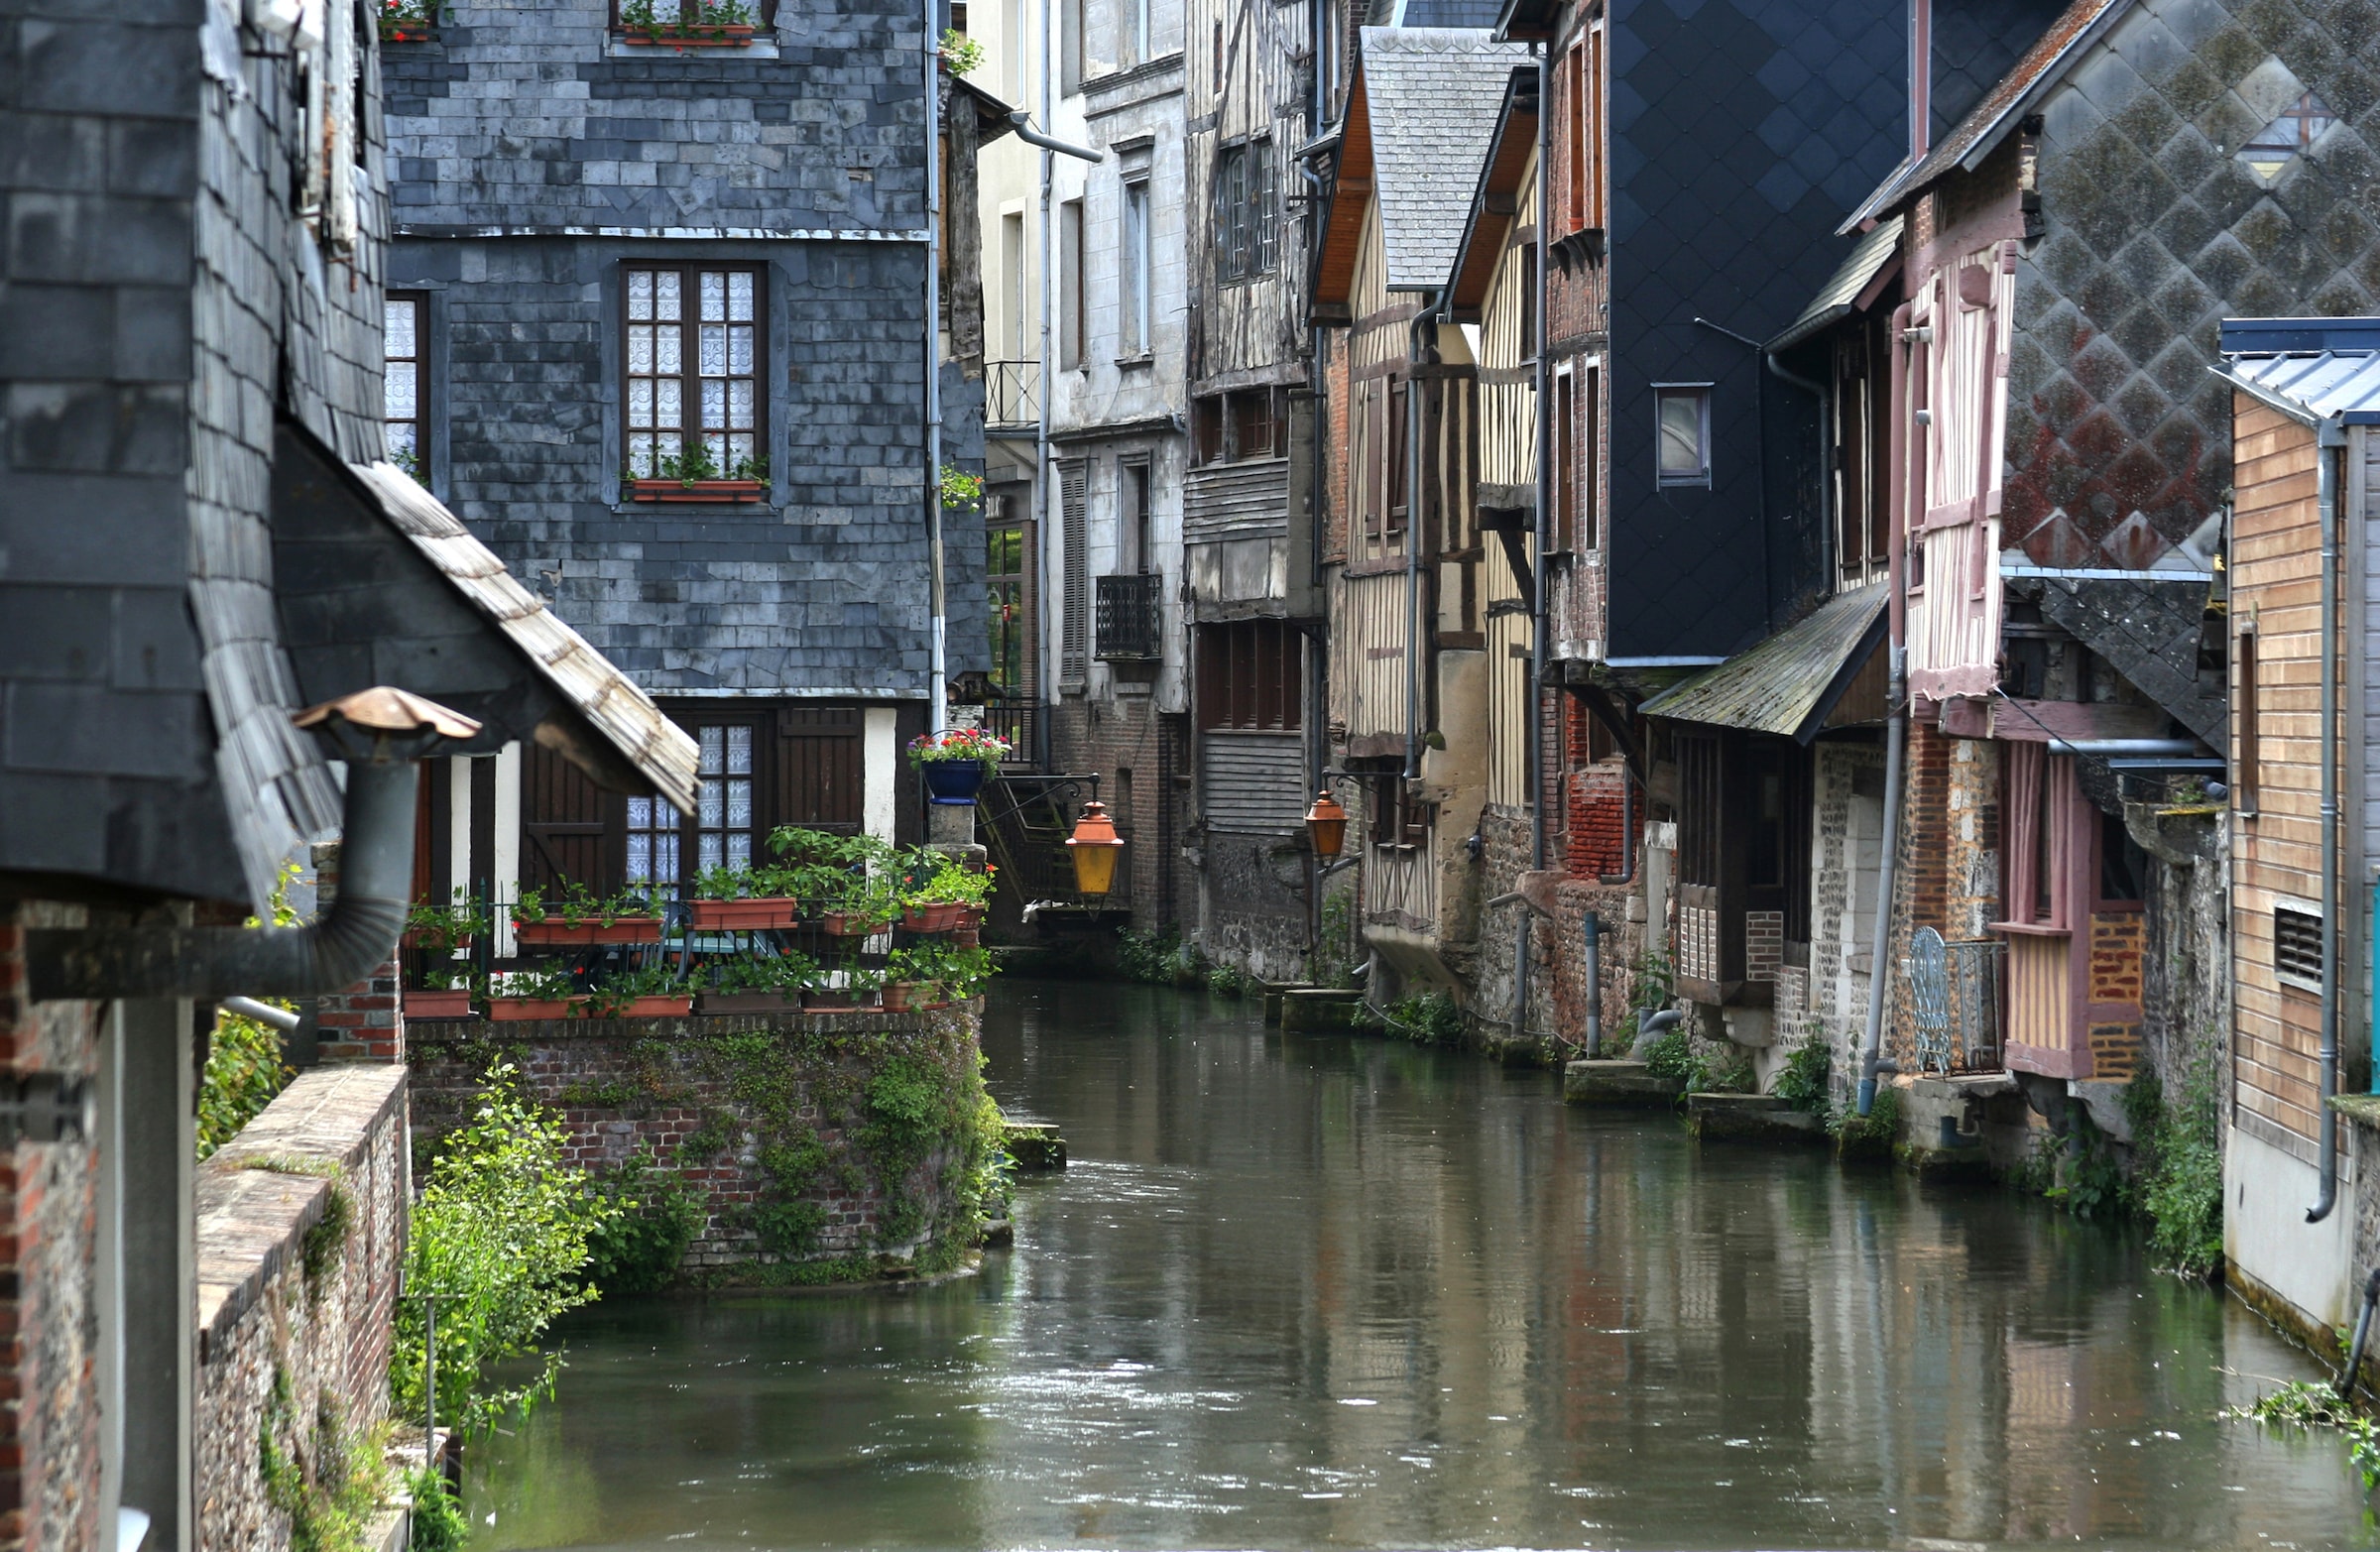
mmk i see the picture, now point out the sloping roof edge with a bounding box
[1769,216,1903,351]
[1638,584,1888,744]
[2216,321,2380,426]
[1445,65,1539,314]
[346,460,702,812]
[1838,0,2135,234]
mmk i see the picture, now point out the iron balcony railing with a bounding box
[986,360,1041,430]
[983,700,1036,770]
[1095,573,1163,661]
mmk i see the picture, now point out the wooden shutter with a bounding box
[775,705,865,834]
[521,741,613,894]
[1060,463,1089,680]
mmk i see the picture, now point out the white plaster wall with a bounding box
[865,706,900,844]
[2226,1121,2356,1335]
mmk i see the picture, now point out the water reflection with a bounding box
[468,979,2374,1550]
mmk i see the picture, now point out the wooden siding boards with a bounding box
[2227,393,2330,1150]
[1201,730,1307,832]
[1185,460,1293,540]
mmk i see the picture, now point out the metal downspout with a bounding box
[1402,299,1434,782]
[924,8,946,736]
[1515,45,1550,1041]
[2311,417,2346,1222]
[1856,299,1916,1118]
[1032,0,1056,774]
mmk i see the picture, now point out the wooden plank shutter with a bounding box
[521,741,613,894]
[1060,463,1089,680]
[774,705,865,834]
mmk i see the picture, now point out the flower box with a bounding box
[379,24,438,42]
[488,998,579,1021]
[696,991,804,1015]
[689,897,801,929]
[800,987,874,1012]
[619,23,756,46]
[591,995,696,1018]
[899,901,964,933]
[513,916,661,945]
[880,982,915,1014]
[820,911,891,937]
[403,989,475,1019]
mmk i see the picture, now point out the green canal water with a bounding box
[466,978,2374,1550]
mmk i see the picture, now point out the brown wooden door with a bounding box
[775,705,865,835]
[521,741,614,895]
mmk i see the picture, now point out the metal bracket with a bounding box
[0,1074,93,1146]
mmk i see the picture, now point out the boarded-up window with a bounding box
[522,742,612,895]
[1060,462,1089,680]
[2275,905,2323,990]
[2236,625,2260,814]
[1196,621,1301,730]
[1676,732,1721,890]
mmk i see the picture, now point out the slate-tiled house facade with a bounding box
[384,2,993,905]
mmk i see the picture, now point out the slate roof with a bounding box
[348,461,703,814]
[2007,574,2222,747]
[1840,0,2131,231]
[1361,28,1534,293]
[1637,584,1888,744]
[2219,318,2380,427]
[1768,216,1903,351]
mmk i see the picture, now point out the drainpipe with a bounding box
[1856,300,1916,1119]
[924,8,946,736]
[2311,417,2346,1223]
[26,690,476,1002]
[1582,908,1602,1055]
[1033,0,1056,775]
[1530,43,1551,877]
[2369,863,2378,1096]
[2043,738,2204,759]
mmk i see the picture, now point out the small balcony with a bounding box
[986,360,1041,433]
[1095,573,1163,661]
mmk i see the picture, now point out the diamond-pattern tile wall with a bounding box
[2001,0,2380,565]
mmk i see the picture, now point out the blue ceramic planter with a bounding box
[922,761,988,804]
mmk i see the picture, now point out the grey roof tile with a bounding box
[1361,27,1533,292]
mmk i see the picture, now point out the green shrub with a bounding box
[261,1374,389,1552]
[391,1064,617,1435]
[2131,1056,2225,1277]
[407,1469,468,1552]
[198,863,303,1158]
[1831,1084,1901,1159]
[1117,925,1179,984]
[1772,1038,1832,1124]
[584,1147,707,1296]
[1385,991,1464,1045]
[1313,889,1361,989]
[1637,1025,1695,1081]
[1207,962,1250,999]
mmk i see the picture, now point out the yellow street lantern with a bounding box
[1304,789,1350,860]
[1065,800,1126,896]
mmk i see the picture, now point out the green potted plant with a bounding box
[687,862,803,929]
[378,0,439,42]
[579,962,694,1019]
[697,950,819,1014]
[511,882,662,946]
[820,867,899,937]
[897,848,995,932]
[799,961,877,1012]
[405,889,487,952]
[617,0,760,49]
[487,963,584,1021]
[881,948,923,1013]
[405,964,481,1021]
[906,726,1011,804]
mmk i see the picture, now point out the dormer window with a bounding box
[2239,91,2335,181]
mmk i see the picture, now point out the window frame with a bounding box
[1652,382,1712,489]
[620,261,768,485]
[1121,175,1152,357]
[2275,904,2325,994]
[2235,621,2260,816]
[1195,620,1302,732]
[1059,197,1086,371]
[1214,136,1278,283]
[384,290,429,483]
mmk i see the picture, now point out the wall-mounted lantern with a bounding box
[1304,789,1350,860]
[1065,800,1126,896]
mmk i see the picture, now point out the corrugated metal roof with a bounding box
[1839,0,2131,234]
[347,460,702,812]
[1768,216,1903,351]
[2219,341,2380,427]
[1361,28,1534,292]
[1638,584,1887,743]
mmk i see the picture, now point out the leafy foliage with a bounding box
[1312,888,1361,990]
[1830,1083,1901,1160]
[392,1065,618,1435]
[407,1469,468,1552]
[198,862,302,1158]
[2229,1379,2380,1494]
[260,1373,389,1552]
[2128,1058,2225,1277]
[1772,1037,1832,1124]
[1385,990,1464,1045]
[584,1147,708,1296]
[1118,925,1202,985]
[1207,962,1250,999]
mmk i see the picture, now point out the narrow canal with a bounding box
[469,980,2372,1550]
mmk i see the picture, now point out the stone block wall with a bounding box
[195,1064,410,1552]
[1885,723,2001,1072]
[0,904,103,1552]
[407,1004,989,1273]
[1046,696,1191,928]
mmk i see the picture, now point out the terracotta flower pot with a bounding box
[620,22,756,46]
[594,995,695,1018]
[689,897,799,929]
[513,916,661,945]
[625,478,766,503]
[880,982,914,1013]
[696,990,802,1015]
[403,988,474,1019]
[820,911,889,937]
[488,997,577,1021]
[951,927,980,948]
[899,901,964,933]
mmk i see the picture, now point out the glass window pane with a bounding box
[386,299,416,355]
[699,780,723,828]
[728,379,754,430]
[656,430,681,464]
[629,270,654,320]
[728,325,753,376]
[700,323,726,377]
[728,270,754,321]
[699,833,722,872]
[655,324,681,375]
[1658,391,1704,476]
[728,833,751,870]
[628,796,653,828]
[629,379,654,427]
[385,360,416,419]
[727,778,751,829]
[629,324,654,374]
[386,422,417,458]
[656,377,681,428]
[629,432,654,475]
[726,726,752,774]
[702,377,726,429]
[729,432,754,467]
[656,832,679,880]
[701,271,726,321]
[699,725,724,773]
[654,270,680,319]
[626,833,651,881]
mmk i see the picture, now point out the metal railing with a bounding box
[978,774,1132,911]
[982,701,1036,769]
[1907,928,2006,1075]
[986,360,1041,430]
[1095,573,1163,661]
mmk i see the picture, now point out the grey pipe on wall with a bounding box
[2311,417,2347,1223]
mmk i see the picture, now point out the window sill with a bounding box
[1987,920,2070,938]
[608,30,779,59]
[622,478,771,505]
[1115,352,1153,369]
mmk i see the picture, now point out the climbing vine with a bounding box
[260,1369,391,1552]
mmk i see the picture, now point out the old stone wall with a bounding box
[2131,801,2229,1103]
[195,1064,410,1552]
[1046,698,1192,929]
[407,1004,990,1275]
[1885,724,2001,1075]
[1806,740,1886,1079]
[1193,829,1312,985]
[0,905,103,1552]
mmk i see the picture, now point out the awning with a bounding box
[1767,216,1902,353]
[1638,583,1886,744]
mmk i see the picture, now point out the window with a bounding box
[1059,0,1082,94]
[2276,905,2324,991]
[1192,388,1282,464]
[1121,178,1151,355]
[1123,0,1148,65]
[1215,138,1277,281]
[693,724,758,875]
[1654,385,1710,488]
[2001,743,2073,930]
[987,500,1029,694]
[1196,621,1301,730]
[624,264,763,481]
[608,0,781,25]
[1552,369,1575,551]
[625,792,682,898]
[2236,624,2260,814]
[1557,23,1605,235]
[1517,243,1537,365]
[2097,807,2145,905]
[1581,364,1601,547]
[1122,458,1151,573]
[1001,212,1028,358]
[1004,0,1028,98]
[1060,461,1089,680]
[2240,91,2336,181]
[1059,198,1085,371]
[384,293,426,482]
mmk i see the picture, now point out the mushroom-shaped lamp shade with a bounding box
[1304,789,1350,860]
[1066,800,1127,896]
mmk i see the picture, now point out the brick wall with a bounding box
[0,905,102,1552]
[195,1066,410,1552]
[408,1004,986,1271]
[1885,723,2000,1069]
[1046,696,1192,929]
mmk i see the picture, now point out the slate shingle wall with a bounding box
[386,0,987,698]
